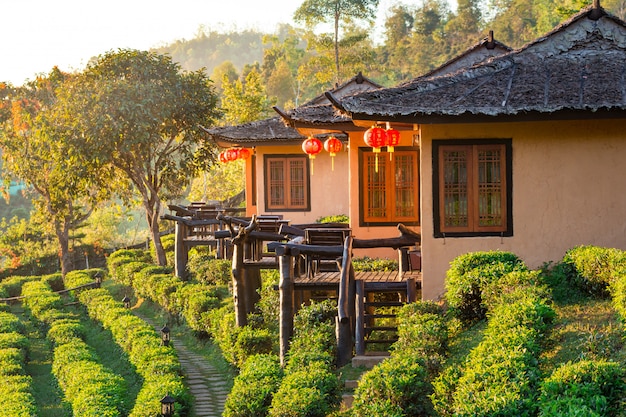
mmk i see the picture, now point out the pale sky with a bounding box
[3,0,408,87]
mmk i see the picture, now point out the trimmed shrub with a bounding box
[559,246,626,296]
[47,319,85,345]
[188,256,231,286]
[269,361,340,417]
[393,301,448,359]
[352,257,398,272]
[445,251,527,324]
[443,270,555,417]
[352,354,433,417]
[0,375,37,416]
[224,354,284,417]
[107,249,152,279]
[538,360,625,417]
[232,326,276,368]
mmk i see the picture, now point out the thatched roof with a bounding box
[200,117,306,147]
[202,73,378,146]
[276,72,382,129]
[287,38,511,127]
[329,4,626,124]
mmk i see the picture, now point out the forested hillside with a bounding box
[152,0,626,109]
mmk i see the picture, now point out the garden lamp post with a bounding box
[160,324,171,346]
[160,393,175,417]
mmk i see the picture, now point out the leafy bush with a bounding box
[224,354,284,417]
[188,256,231,286]
[316,214,349,224]
[352,257,398,272]
[559,246,626,296]
[269,361,340,417]
[106,248,152,279]
[442,270,555,417]
[538,360,625,417]
[393,301,448,365]
[352,354,433,417]
[445,251,527,324]
[0,375,38,416]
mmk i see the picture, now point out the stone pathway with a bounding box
[138,314,230,417]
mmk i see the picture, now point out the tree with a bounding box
[0,68,111,274]
[61,49,220,266]
[221,67,273,125]
[294,0,380,83]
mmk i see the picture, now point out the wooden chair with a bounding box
[304,228,351,277]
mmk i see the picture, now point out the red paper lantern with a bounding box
[302,137,322,158]
[324,136,342,171]
[364,126,386,152]
[302,137,322,175]
[225,148,239,162]
[218,151,228,163]
[364,126,386,172]
[385,127,401,160]
[237,148,251,160]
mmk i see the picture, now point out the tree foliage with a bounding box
[58,49,221,266]
[0,68,111,274]
[294,0,380,83]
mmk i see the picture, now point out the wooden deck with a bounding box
[293,270,421,287]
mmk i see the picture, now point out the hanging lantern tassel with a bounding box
[364,125,386,173]
[323,136,342,171]
[302,136,322,175]
[385,126,401,161]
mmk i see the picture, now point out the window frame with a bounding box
[358,146,420,227]
[263,154,311,212]
[432,139,513,238]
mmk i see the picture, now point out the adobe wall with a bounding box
[420,118,626,300]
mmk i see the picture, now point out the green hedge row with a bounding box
[21,279,126,417]
[65,269,191,417]
[445,251,528,325]
[106,249,231,336]
[434,268,555,417]
[224,300,340,417]
[351,302,447,416]
[269,300,341,417]
[0,310,37,417]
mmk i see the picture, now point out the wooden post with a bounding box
[406,277,417,303]
[232,241,247,327]
[243,238,262,313]
[355,279,365,356]
[277,246,295,366]
[174,221,188,280]
[336,236,354,366]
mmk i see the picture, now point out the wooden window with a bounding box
[433,140,512,237]
[360,148,419,225]
[264,155,310,211]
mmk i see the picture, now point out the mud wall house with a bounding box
[328,2,626,300]
[202,73,381,225]
[285,35,511,261]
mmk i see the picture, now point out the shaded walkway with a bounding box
[137,313,230,417]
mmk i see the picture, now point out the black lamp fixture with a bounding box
[160,323,171,346]
[160,393,176,417]
[122,295,131,309]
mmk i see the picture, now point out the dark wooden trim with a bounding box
[263,154,311,212]
[432,138,513,238]
[347,108,626,125]
[358,146,420,227]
